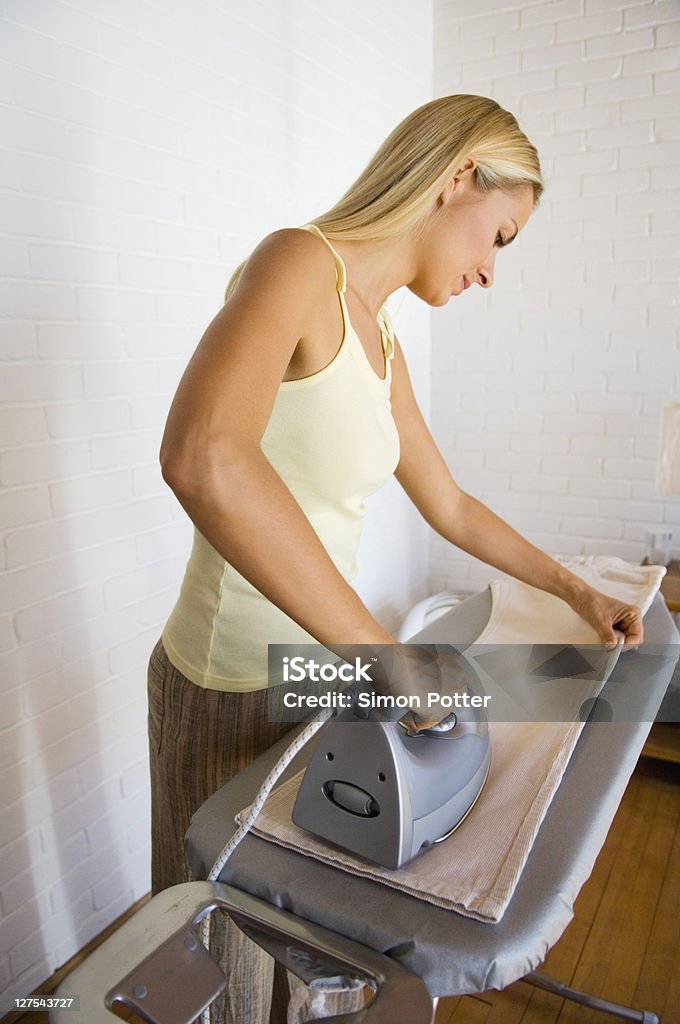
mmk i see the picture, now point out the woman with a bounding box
[149,95,643,1022]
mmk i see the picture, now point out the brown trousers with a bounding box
[147,639,366,1023]
[147,639,295,1024]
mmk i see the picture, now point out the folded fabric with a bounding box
[243,555,665,923]
[475,555,666,646]
[243,719,583,923]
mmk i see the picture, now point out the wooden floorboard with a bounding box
[483,985,532,1024]
[599,765,679,1013]
[631,769,680,1024]
[555,760,673,1024]
[564,769,658,1016]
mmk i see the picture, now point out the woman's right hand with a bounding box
[367,644,471,730]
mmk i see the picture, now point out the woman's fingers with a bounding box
[614,606,644,646]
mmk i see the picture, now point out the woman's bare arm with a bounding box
[160,229,393,648]
[390,339,643,645]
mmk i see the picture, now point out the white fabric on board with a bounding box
[475,555,666,645]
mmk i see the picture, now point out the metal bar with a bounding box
[48,882,433,1024]
[523,970,659,1024]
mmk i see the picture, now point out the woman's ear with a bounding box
[439,157,477,205]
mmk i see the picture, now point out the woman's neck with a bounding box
[330,235,419,317]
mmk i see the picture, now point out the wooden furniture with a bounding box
[659,558,680,612]
[642,558,680,764]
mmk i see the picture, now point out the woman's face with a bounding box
[411,172,535,306]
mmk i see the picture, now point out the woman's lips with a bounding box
[451,276,471,298]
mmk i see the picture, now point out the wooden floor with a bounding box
[435,755,680,1024]
[5,756,679,1024]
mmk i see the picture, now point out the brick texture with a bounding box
[431,0,680,590]
[0,0,433,998]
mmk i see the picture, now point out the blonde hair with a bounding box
[226,94,542,299]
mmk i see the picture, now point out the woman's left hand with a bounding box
[568,587,644,648]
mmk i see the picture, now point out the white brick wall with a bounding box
[0,0,432,998]
[431,0,680,591]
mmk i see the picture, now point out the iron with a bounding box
[292,652,491,870]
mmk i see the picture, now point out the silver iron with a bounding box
[292,654,491,870]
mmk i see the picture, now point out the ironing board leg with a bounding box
[48,883,434,1024]
[523,971,659,1024]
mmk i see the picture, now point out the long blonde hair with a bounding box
[226,95,542,299]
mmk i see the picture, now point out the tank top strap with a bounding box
[301,223,347,293]
[377,304,396,362]
[303,223,394,368]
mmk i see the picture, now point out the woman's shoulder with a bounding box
[226,227,338,315]
[249,227,336,280]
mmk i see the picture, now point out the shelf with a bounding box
[659,558,680,613]
[641,722,680,764]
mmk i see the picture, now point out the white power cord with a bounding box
[199,706,334,1024]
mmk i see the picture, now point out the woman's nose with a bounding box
[475,249,496,288]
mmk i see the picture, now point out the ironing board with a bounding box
[50,591,679,1024]
[185,592,678,1004]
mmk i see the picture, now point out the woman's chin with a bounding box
[408,283,454,306]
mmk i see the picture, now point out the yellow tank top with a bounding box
[162,225,401,691]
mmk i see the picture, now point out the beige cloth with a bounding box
[242,720,581,923]
[240,556,665,924]
[476,555,666,646]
